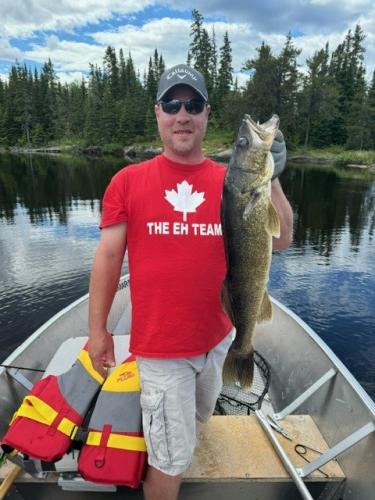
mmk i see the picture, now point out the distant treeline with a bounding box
[0,9,374,150]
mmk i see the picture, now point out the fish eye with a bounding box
[237,137,249,147]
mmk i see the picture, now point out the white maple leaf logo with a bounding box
[165,180,205,221]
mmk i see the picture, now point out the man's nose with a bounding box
[176,106,191,121]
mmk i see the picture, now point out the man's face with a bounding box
[155,85,210,161]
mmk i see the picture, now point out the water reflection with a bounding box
[282,165,375,260]
[0,153,122,224]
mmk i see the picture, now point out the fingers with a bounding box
[271,130,285,154]
[275,129,284,142]
[88,333,115,378]
[93,360,107,378]
[271,129,287,180]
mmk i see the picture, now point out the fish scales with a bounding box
[221,114,280,390]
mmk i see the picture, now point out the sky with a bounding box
[0,0,374,87]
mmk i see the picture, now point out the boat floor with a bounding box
[1,414,344,481]
[1,337,345,499]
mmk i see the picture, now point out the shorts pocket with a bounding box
[140,389,170,464]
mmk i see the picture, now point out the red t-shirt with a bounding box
[100,154,232,358]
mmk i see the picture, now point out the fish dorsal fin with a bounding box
[267,200,281,238]
[257,290,272,323]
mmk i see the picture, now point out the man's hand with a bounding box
[271,130,287,180]
[88,330,115,378]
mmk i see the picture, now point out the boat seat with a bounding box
[185,415,345,483]
[44,335,131,378]
[44,304,132,377]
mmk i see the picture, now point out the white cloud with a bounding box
[91,17,191,70]
[1,2,374,84]
[309,0,370,7]
[24,36,105,72]
[0,0,156,37]
[0,37,22,60]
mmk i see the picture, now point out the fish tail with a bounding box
[222,347,255,390]
[222,348,239,386]
[237,349,254,390]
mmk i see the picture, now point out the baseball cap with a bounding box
[156,64,208,102]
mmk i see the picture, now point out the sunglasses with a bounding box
[159,98,206,115]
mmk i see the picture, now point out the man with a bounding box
[88,64,293,500]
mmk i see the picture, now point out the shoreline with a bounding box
[1,145,374,172]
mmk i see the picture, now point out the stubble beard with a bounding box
[160,123,208,159]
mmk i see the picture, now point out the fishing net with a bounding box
[215,350,270,415]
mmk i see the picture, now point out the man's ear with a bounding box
[206,104,211,117]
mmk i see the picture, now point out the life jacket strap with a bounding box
[12,395,78,439]
[86,431,147,452]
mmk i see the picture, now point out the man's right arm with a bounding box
[88,223,127,376]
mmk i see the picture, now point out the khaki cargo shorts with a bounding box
[136,330,233,476]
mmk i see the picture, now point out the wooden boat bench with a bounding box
[186,415,345,482]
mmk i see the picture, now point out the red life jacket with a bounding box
[78,355,147,488]
[1,343,104,462]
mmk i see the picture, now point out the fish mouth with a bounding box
[235,114,279,151]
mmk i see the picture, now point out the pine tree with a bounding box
[146,55,157,100]
[189,9,205,70]
[103,46,120,99]
[36,59,58,142]
[119,48,127,99]
[243,42,278,122]
[299,44,340,148]
[367,71,375,149]
[217,31,233,110]
[189,10,214,96]
[68,79,87,138]
[329,25,366,145]
[101,85,117,144]
[276,33,302,147]
[0,77,6,144]
[210,27,218,98]
[3,64,24,143]
[84,64,104,145]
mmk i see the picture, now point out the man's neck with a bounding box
[162,148,205,165]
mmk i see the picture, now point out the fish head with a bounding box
[229,114,279,179]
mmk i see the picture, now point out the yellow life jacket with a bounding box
[78,354,147,488]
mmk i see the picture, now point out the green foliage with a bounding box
[101,143,124,156]
[243,42,278,122]
[334,150,375,167]
[0,11,373,154]
[203,127,234,155]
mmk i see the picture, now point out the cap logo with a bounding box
[166,68,198,82]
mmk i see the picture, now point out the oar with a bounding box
[0,462,22,499]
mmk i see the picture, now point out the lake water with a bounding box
[0,153,374,400]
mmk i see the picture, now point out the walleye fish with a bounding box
[221,114,280,390]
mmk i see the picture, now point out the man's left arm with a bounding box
[270,129,293,251]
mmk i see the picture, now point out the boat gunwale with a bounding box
[0,276,130,375]
[270,296,375,416]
